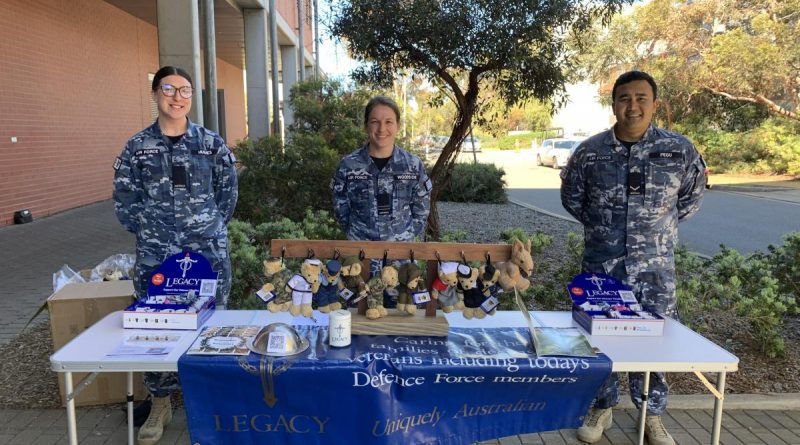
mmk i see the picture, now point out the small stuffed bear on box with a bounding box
[457,264,486,319]
[287,258,321,318]
[260,257,294,312]
[430,261,463,313]
[315,259,343,314]
[365,265,399,320]
[339,255,368,307]
[397,263,425,315]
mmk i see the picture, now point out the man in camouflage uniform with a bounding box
[560,71,706,445]
[113,66,237,445]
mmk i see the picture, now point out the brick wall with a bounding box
[0,0,247,227]
[0,0,158,227]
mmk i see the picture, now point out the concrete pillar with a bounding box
[244,8,271,139]
[313,0,320,78]
[268,0,281,137]
[157,0,204,125]
[280,45,298,131]
[297,0,305,80]
[202,0,219,132]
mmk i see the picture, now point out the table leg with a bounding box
[637,371,650,445]
[710,372,726,445]
[127,372,134,445]
[65,372,78,445]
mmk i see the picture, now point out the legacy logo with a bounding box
[588,275,607,291]
[176,253,198,278]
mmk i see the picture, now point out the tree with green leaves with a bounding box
[235,79,369,224]
[578,0,799,124]
[331,0,629,238]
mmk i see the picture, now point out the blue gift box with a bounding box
[567,273,664,336]
[123,251,217,330]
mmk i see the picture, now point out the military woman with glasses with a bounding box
[112,65,237,445]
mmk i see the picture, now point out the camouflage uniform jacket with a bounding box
[265,268,294,305]
[113,120,238,299]
[560,125,706,316]
[366,275,388,309]
[331,145,432,241]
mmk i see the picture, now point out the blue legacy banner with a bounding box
[178,327,612,445]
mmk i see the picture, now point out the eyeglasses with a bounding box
[160,84,194,99]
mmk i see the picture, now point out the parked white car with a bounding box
[535,137,585,168]
[460,136,482,152]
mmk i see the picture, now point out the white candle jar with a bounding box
[328,309,352,347]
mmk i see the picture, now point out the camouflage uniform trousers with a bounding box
[587,259,678,415]
[136,238,231,397]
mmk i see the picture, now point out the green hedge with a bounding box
[437,162,507,203]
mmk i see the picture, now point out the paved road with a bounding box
[465,150,800,257]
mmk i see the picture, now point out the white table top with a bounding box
[50,310,738,374]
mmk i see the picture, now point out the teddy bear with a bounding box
[478,262,502,314]
[315,259,343,314]
[495,238,534,292]
[456,264,487,319]
[259,257,294,312]
[339,255,369,307]
[430,261,463,313]
[365,265,399,320]
[286,258,321,317]
[397,263,426,315]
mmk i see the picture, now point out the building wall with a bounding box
[277,0,314,56]
[0,0,159,227]
[0,0,247,227]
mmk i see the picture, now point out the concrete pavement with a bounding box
[1,199,799,444]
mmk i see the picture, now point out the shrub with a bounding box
[676,118,800,176]
[675,239,798,358]
[234,79,370,225]
[235,134,340,224]
[437,162,507,203]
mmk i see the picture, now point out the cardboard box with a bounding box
[48,280,147,407]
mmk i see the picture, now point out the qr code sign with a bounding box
[267,332,287,354]
[199,279,218,297]
[618,290,637,303]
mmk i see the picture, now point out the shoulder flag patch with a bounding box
[113,157,122,171]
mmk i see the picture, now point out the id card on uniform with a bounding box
[412,290,431,304]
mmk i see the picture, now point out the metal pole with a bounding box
[297,0,306,80]
[202,0,219,132]
[65,372,78,445]
[127,372,134,445]
[269,0,281,137]
[711,372,726,445]
[313,0,320,78]
[637,371,650,445]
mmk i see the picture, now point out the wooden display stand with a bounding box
[270,239,513,336]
